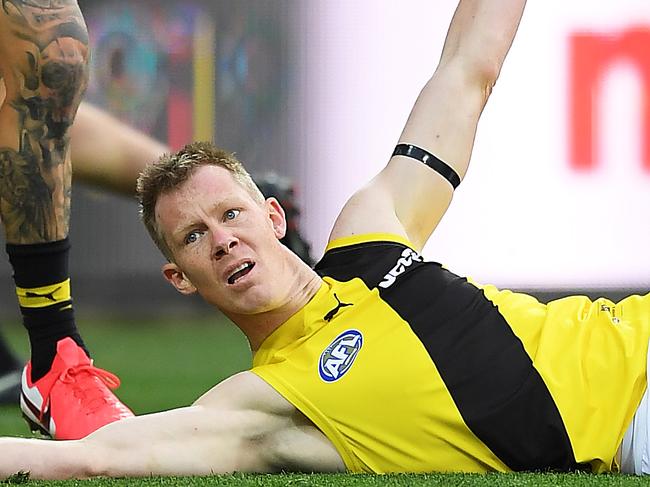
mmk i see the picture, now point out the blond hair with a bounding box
[136,141,264,261]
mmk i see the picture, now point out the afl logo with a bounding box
[319,330,363,383]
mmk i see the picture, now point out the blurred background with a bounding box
[0,0,300,317]
[1,0,650,321]
[297,0,650,299]
[0,0,649,430]
[0,0,646,319]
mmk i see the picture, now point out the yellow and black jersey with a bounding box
[251,233,650,473]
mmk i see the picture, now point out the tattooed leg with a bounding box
[0,0,88,243]
[0,4,133,434]
[0,0,93,384]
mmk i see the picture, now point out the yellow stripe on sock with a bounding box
[16,279,71,308]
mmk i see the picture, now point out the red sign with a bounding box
[569,27,650,171]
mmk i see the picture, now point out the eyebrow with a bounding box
[170,211,213,244]
[170,199,235,243]
[173,221,203,242]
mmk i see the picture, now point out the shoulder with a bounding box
[315,233,424,288]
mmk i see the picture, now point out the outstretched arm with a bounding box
[329,0,527,250]
[0,372,343,480]
[0,404,256,479]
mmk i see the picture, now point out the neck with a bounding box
[226,251,322,351]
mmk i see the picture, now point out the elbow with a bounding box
[478,62,499,99]
[475,52,506,94]
[440,34,512,96]
[459,53,502,97]
[435,56,500,104]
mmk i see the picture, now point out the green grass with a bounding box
[3,472,650,486]
[0,318,646,486]
[0,317,251,436]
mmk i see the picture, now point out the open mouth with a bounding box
[227,262,255,285]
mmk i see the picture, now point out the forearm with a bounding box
[0,407,254,480]
[0,438,90,480]
[71,103,169,195]
[439,0,527,84]
[399,0,526,180]
[373,0,527,248]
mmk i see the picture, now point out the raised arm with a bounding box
[329,0,527,250]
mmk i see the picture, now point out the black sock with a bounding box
[6,238,89,382]
[0,333,21,374]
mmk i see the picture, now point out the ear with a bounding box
[162,262,197,295]
[265,197,287,239]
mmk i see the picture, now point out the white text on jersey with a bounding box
[378,248,423,289]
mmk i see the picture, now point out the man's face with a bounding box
[155,165,289,315]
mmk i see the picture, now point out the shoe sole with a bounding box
[20,392,53,439]
[21,412,52,438]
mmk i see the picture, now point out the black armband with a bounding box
[392,144,461,189]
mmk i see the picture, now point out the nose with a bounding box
[212,227,238,259]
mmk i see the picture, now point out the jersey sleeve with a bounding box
[314,233,423,289]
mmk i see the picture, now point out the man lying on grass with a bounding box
[2,0,650,479]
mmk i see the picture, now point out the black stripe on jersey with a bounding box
[316,242,585,472]
[316,240,410,286]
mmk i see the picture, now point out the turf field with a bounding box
[0,317,646,486]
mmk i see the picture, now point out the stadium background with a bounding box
[0,1,649,474]
[0,4,649,485]
[0,0,647,315]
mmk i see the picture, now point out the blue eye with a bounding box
[184,230,202,245]
[225,209,240,221]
